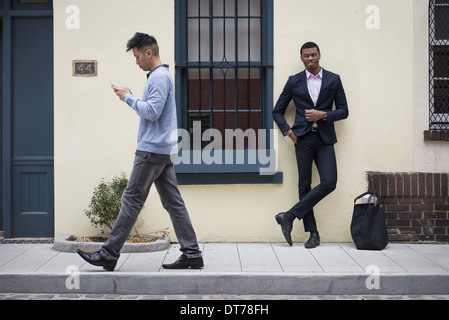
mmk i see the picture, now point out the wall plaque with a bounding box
[73,60,97,77]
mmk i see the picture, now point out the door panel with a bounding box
[1,19,3,232]
[12,162,54,237]
[10,16,54,237]
[12,17,54,157]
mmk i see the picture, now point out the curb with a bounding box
[2,272,449,296]
[53,234,170,253]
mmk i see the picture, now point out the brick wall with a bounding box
[424,130,449,141]
[367,172,449,243]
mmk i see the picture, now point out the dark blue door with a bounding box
[0,19,3,234]
[2,0,54,238]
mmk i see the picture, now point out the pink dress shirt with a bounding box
[306,68,323,128]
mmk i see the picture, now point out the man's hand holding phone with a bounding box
[112,84,131,101]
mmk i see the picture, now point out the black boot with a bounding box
[275,211,296,246]
[304,232,320,249]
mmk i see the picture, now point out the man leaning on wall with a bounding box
[273,42,349,249]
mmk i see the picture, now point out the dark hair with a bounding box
[126,32,159,56]
[300,42,320,55]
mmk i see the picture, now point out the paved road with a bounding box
[1,293,449,300]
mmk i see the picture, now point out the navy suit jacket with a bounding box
[273,68,349,145]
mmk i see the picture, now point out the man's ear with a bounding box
[146,48,153,59]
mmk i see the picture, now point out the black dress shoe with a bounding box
[162,255,204,269]
[77,249,117,271]
[275,212,295,246]
[304,232,320,249]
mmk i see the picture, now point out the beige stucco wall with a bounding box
[54,0,419,243]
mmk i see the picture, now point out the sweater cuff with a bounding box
[123,93,134,106]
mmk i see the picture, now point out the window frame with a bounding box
[429,0,449,130]
[174,0,275,175]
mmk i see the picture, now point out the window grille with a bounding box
[176,0,273,149]
[430,0,449,130]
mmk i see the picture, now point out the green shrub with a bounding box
[84,173,128,232]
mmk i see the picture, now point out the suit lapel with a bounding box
[299,71,315,106]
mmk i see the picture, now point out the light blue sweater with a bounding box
[123,65,177,156]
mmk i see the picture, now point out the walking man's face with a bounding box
[301,47,321,74]
[133,47,152,72]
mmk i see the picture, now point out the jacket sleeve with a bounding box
[327,75,349,122]
[272,77,293,135]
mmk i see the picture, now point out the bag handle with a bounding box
[354,192,379,206]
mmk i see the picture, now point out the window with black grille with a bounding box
[176,0,273,151]
[430,0,449,129]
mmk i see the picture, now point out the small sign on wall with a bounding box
[73,60,97,77]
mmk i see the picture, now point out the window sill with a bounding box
[424,130,449,141]
[176,172,283,186]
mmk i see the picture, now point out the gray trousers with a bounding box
[100,155,202,260]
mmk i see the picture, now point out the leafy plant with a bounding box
[84,173,128,233]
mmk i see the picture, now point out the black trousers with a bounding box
[290,131,337,232]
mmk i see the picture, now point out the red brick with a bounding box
[411,204,434,211]
[418,234,435,241]
[403,173,411,196]
[418,173,425,197]
[426,174,433,196]
[389,175,395,196]
[395,175,403,196]
[399,197,423,204]
[424,211,448,219]
[434,227,447,234]
[412,219,434,227]
[423,197,446,204]
[435,204,449,211]
[368,173,380,194]
[442,174,448,196]
[399,227,422,234]
[388,234,412,241]
[384,212,398,219]
[432,131,439,140]
[388,219,411,227]
[399,212,422,219]
[387,204,410,211]
[411,174,418,196]
[436,220,449,226]
[379,197,399,204]
[434,174,441,197]
[436,235,449,242]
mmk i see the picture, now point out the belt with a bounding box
[311,126,318,133]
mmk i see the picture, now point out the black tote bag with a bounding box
[350,192,389,250]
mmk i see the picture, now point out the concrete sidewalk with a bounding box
[0,242,449,296]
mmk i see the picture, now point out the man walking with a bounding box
[273,42,349,248]
[77,33,203,271]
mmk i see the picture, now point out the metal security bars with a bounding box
[430,0,449,130]
[176,0,273,150]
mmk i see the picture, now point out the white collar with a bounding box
[306,68,323,79]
